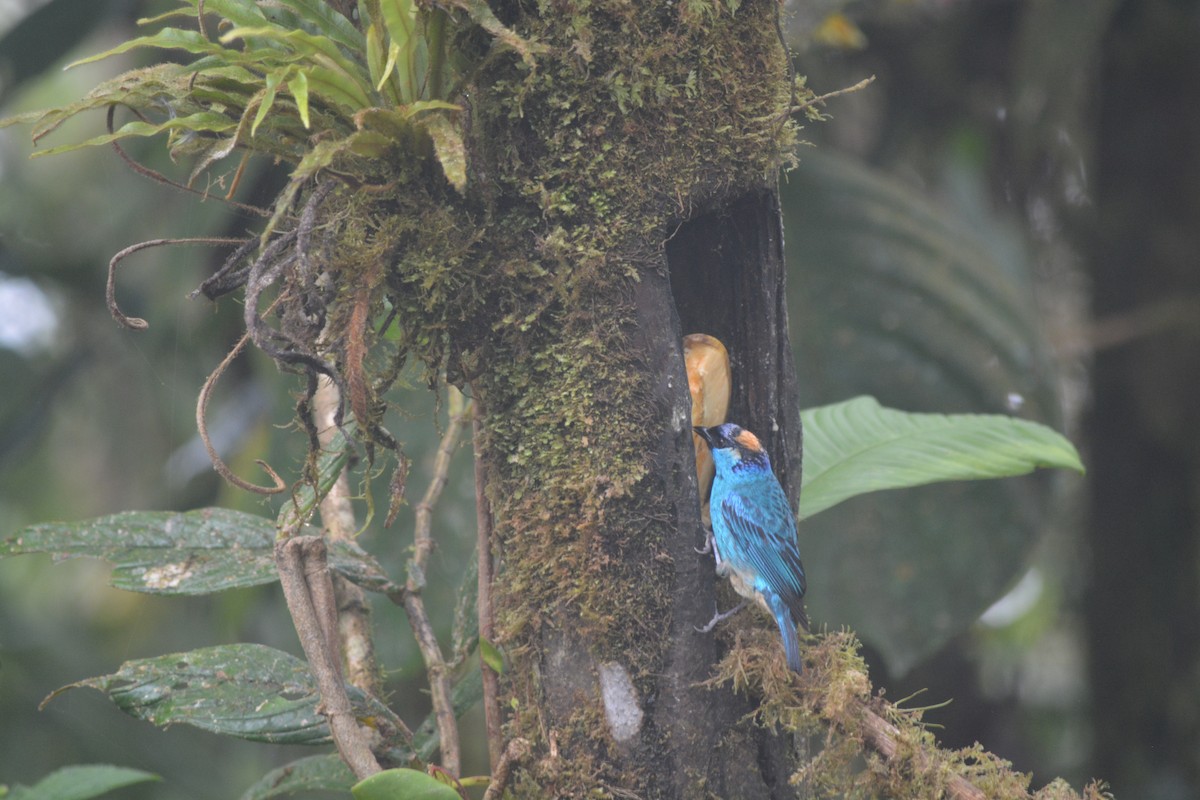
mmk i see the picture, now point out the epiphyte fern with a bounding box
[2,0,540,199]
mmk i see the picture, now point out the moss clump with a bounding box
[710,630,1112,800]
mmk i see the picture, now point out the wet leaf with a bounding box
[0,507,399,597]
[799,396,1083,520]
[352,768,460,800]
[444,0,547,67]
[4,764,159,800]
[1,508,279,594]
[238,754,353,800]
[47,644,332,744]
[46,644,406,748]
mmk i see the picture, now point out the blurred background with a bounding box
[1,1,1197,798]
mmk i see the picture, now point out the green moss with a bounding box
[705,630,1107,799]
[423,2,805,793]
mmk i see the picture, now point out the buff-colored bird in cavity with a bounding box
[684,334,730,522]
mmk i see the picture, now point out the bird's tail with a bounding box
[765,591,803,673]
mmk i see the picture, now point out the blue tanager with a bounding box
[694,423,808,673]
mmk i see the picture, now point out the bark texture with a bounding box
[454,2,805,795]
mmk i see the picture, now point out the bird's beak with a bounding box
[693,426,714,447]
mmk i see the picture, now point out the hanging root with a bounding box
[105,166,409,491]
[107,237,251,329]
[196,328,288,494]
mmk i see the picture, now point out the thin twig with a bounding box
[313,375,383,698]
[858,702,987,800]
[403,388,471,777]
[481,737,531,800]
[792,75,876,116]
[473,401,503,770]
[276,536,381,780]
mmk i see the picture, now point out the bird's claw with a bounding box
[694,600,749,633]
[694,529,714,556]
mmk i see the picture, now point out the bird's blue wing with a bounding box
[718,489,807,626]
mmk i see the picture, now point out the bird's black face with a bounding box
[694,423,744,451]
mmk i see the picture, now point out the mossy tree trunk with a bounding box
[450,2,804,795]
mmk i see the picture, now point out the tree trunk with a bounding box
[457,2,804,795]
[1084,2,1200,793]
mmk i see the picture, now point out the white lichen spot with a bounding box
[598,662,643,743]
[673,401,690,432]
[142,562,193,590]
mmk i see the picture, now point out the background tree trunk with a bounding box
[1083,1,1200,791]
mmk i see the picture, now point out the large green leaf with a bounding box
[0,507,399,596]
[239,754,354,800]
[352,769,460,800]
[4,765,159,800]
[799,396,1082,520]
[47,644,402,747]
[785,150,1075,674]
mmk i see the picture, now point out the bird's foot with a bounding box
[694,600,748,633]
[694,530,714,556]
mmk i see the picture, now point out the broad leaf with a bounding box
[352,769,460,800]
[4,764,159,800]
[799,396,1082,519]
[239,754,354,800]
[46,644,405,747]
[785,150,1076,673]
[0,507,400,596]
